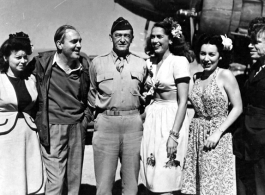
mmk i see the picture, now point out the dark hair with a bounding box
[0,32,32,73]
[54,25,77,45]
[248,17,265,42]
[145,18,194,63]
[195,34,232,69]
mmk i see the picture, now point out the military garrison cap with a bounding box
[111,17,133,34]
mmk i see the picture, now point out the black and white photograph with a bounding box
[0,0,264,194]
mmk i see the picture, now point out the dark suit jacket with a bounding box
[28,51,92,146]
[233,61,265,160]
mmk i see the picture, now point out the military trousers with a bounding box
[93,112,143,195]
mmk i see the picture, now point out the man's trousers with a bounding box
[41,122,86,195]
[236,157,265,195]
[93,112,143,195]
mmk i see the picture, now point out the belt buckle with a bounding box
[113,111,120,116]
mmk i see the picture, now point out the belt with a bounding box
[99,109,139,116]
[193,115,212,121]
[244,105,265,116]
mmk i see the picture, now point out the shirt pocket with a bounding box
[97,72,114,96]
[130,71,144,96]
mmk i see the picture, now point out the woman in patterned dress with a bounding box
[0,32,45,194]
[181,34,242,195]
[140,18,194,194]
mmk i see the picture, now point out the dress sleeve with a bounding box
[173,56,190,80]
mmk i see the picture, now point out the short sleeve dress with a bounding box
[140,54,190,192]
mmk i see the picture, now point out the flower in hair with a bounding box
[171,24,182,38]
[220,34,233,51]
[163,17,182,39]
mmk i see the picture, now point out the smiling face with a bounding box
[199,44,221,72]
[249,35,265,60]
[6,50,28,77]
[57,29,82,61]
[151,27,170,56]
[110,30,133,56]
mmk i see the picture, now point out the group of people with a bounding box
[0,15,265,195]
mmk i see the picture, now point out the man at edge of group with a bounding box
[88,17,147,195]
[233,17,265,195]
[29,25,93,195]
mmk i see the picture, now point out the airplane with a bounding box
[114,0,263,39]
[114,0,264,72]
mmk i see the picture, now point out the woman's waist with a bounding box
[0,111,36,131]
[193,114,227,121]
[153,98,178,104]
[0,110,31,116]
[154,90,177,100]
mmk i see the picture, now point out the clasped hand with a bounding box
[203,130,222,151]
[166,136,178,158]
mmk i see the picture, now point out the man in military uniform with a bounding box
[234,17,265,195]
[88,17,147,195]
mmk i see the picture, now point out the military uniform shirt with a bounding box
[88,50,147,111]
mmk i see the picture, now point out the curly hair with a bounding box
[145,18,194,63]
[0,32,32,73]
[248,17,265,42]
[195,34,232,69]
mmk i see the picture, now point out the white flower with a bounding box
[171,24,182,38]
[146,59,153,70]
[220,35,233,51]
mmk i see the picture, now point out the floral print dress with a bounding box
[182,68,236,195]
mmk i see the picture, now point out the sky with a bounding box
[0,0,152,57]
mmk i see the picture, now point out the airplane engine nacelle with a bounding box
[115,0,265,37]
[200,0,265,36]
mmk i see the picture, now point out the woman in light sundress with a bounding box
[181,34,242,195]
[140,17,194,195]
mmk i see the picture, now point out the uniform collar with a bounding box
[111,50,131,64]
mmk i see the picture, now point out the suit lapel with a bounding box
[249,61,263,83]
[249,69,256,83]
[38,52,55,91]
[252,67,265,83]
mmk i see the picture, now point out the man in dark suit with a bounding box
[233,17,265,195]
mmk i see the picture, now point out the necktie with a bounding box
[116,57,125,72]
[255,65,264,77]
